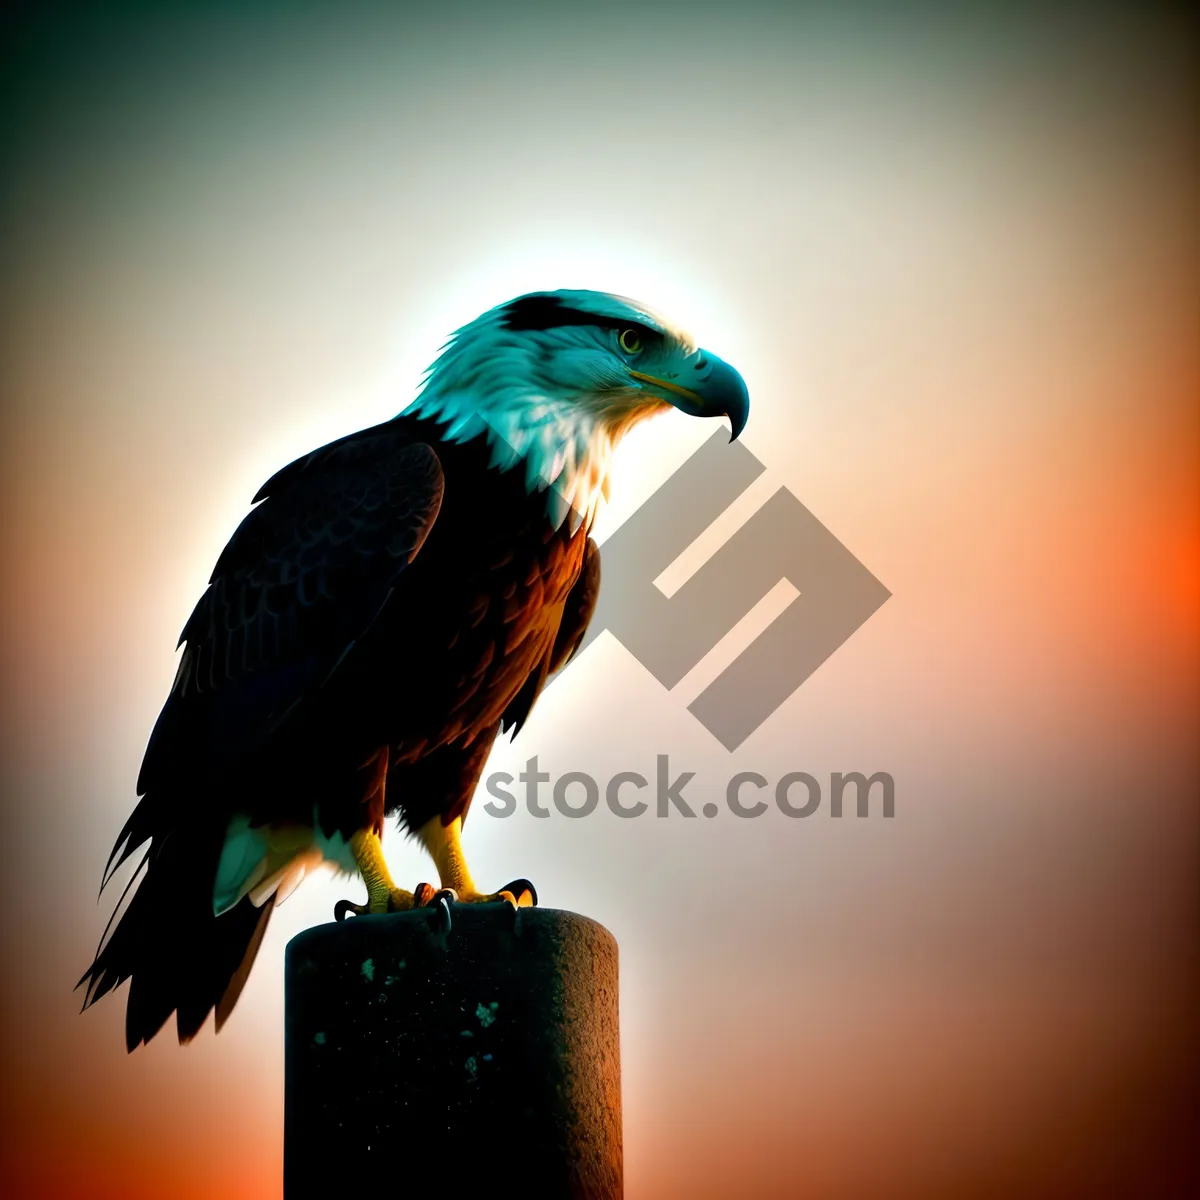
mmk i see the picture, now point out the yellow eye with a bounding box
[619,328,643,355]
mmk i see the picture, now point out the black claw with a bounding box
[334,899,366,922]
[500,878,538,907]
[413,882,438,908]
[432,889,455,934]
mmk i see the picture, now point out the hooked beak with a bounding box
[629,350,750,441]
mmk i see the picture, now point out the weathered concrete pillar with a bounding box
[284,905,622,1198]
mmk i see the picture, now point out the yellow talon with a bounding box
[416,817,537,908]
[336,829,416,918]
[335,820,536,921]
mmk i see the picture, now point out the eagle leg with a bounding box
[415,816,537,909]
[333,828,421,921]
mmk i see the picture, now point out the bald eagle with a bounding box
[79,289,749,1050]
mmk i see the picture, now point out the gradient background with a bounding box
[1,3,1196,1197]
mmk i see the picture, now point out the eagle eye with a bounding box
[618,328,643,355]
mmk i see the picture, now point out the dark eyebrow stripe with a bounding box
[501,294,653,334]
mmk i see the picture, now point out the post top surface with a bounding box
[286,903,616,958]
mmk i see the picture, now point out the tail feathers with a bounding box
[214,899,274,1032]
[79,808,276,1051]
[98,800,157,896]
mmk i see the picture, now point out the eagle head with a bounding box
[405,289,750,530]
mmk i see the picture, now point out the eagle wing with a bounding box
[549,534,600,674]
[108,423,445,884]
[82,424,446,1048]
[498,535,600,739]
